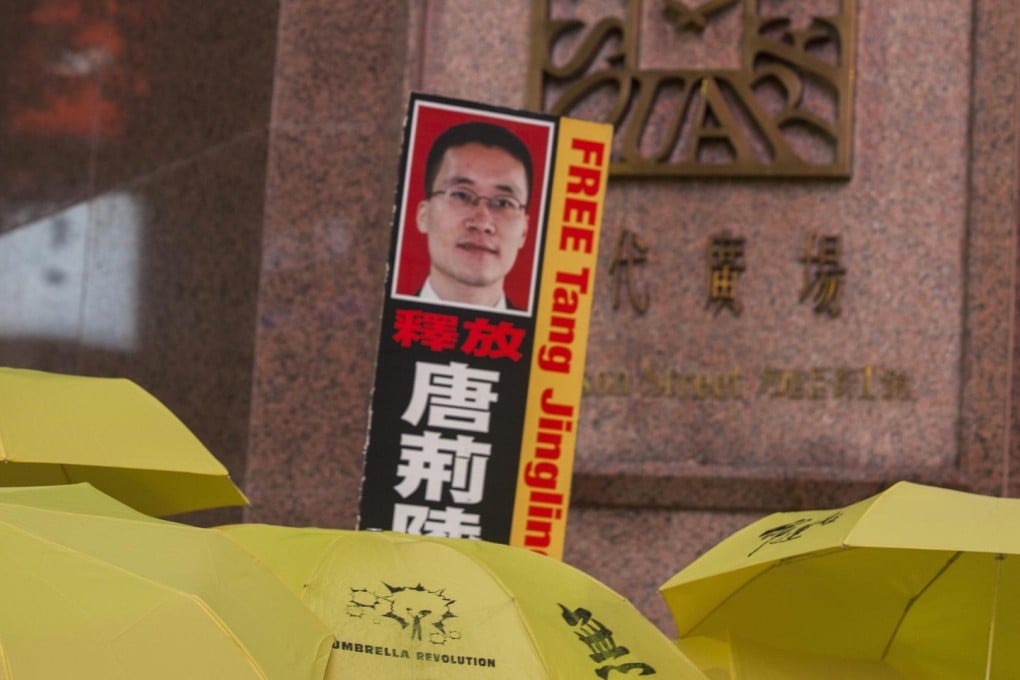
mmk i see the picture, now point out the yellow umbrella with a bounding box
[0,484,334,680]
[0,366,247,516]
[660,481,1020,679]
[0,480,157,520]
[676,634,904,679]
[1,521,265,679]
[219,524,710,680]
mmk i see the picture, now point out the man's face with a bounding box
[416,143,529,305]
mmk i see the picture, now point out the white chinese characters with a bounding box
[393,361,500,538]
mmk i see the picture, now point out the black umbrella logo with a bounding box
[347,583,461,644]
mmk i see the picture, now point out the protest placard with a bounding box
[358,93,611,559]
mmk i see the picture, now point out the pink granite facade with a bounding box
[1,0,1017,633]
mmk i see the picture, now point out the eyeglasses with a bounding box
[430,188,527,218]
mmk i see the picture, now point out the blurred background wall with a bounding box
[1,0,278,525]
[1,0,1017,632]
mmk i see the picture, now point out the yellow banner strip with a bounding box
[509,117,613,559]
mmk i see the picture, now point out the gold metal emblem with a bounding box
[528,0,857,177]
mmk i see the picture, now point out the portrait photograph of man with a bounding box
[391,99,554,315]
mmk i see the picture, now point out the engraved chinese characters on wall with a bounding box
[605,228,846,317]
[528,0,857,177]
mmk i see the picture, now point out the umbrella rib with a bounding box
[449,546,551,668]
[984,554,1005,680]
[0,635,11,678]
[880,551,962,661]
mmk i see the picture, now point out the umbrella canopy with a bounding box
[676,634,904,679]
[660,481,1020,679]
[219,524,709,680]
[0,366,247,516]
[0,484,334,680]
[1,520,265,679]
